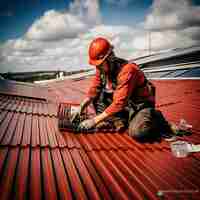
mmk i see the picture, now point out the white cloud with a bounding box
[25,0,101,41]
[0,0,200,73]
[12,38,42,51]
[25,10,87,41]
[134,0,200,52]
[0,24,138,72]
[0,0,102,72]
[133,30,198,51]
[69,0,101,26]
[145,0,200,30]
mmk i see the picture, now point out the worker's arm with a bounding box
[90,64,138,126]
[75,68,101,116]
[79,64,138,128]
[86,68,101,99]
[80,97,92,112]
[71,97,93,122]
[78,111,108,130]
[94,111,109,124]
[104,64,138,117]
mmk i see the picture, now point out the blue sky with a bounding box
[0,0,200,72]
[0,0,69,41]
[101,0,153,26]
[0,0,153,41]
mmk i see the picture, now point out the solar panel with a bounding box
[179,67,200,77]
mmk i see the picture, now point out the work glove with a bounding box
[78,118,96,130]
[70,106,82,123]
[71,97,92,123]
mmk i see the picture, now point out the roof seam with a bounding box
[0,109,57,117]
[0,145,150,153]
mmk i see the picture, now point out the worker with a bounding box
[72,37,171,140]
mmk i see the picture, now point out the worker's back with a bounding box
[114,62,155,108]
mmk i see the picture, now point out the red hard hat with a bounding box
[89,37,113,66]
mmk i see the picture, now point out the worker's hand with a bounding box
[78,118,96,130]
[71,106,82,122]
[71,97,92,123]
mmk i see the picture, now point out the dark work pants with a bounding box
[128,108,171,140]
[93,91,170,139]
[93,91,129,131]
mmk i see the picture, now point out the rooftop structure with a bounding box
[132,46,200,69]
[0,46,200,199]
[0,76,200,200]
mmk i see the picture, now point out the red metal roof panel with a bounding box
[0,79,48,100]
[39,116,50,147]
[10,113,26,146]
[0,95,57,117]
[61,148,88,199]
[31,115,41,147]
[86,150,129,199]
[51,149,73,200]
[29,148,42,200]
[1,112,19,145]
[0,146,200,199]
[0,109,69,148]
[46,119,59,148]
[21,114,32,146]
[51,118,67,147]
[69,148,102,200]
[0,147,19,200]
[0,112,13,143]
[78,150,112,200]
[0,79,200,199]
[41,148,58,200]
[0,147,9,176]
[14,147,30,199]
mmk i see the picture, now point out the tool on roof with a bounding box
[170,140,200,158]
[58,103,87,132]
[169,118,192,136]
[57,102,118,133]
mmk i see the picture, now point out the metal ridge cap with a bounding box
[149,77,200,80]
[131,46,200,65]
[143,61,200,72]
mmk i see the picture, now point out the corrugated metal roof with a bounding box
[0,78,200,199]
[132,46,200,65]
[0,94,57,116]
[0,79,48,100]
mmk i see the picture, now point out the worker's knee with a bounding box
[128,120,153,140]
[128,108,157,140]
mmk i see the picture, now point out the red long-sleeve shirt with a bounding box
[87,63,155,116]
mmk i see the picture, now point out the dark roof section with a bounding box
[131,46,200,69]
[0,78,200,199]
[144,65,200,78]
